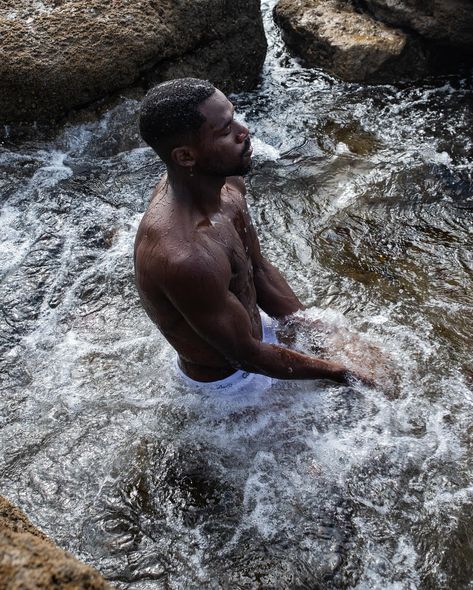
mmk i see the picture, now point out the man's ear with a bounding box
[170,146,197,169]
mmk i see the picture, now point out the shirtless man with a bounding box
[135,78,369,387]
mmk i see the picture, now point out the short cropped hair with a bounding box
[139,78,216,162]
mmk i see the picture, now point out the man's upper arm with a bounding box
[159,248,258,365]
[238,194,304,317]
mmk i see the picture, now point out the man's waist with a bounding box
[177,357,239,383]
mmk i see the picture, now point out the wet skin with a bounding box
[134,89,365,384]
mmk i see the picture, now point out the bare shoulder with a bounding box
[137,222,231,291]
[134,179,167,248]
[155,244,233,315]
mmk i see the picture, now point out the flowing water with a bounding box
[1,1,473,588]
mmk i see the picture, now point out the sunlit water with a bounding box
[1,1,473,588]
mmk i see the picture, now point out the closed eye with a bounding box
[219,113,234,135]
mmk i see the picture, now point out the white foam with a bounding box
[421,148,452,165]
[252,136,281,160]
[29,151,73,188]
[335,141,351,154]
[0,206,32,275]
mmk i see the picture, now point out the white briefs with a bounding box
[175,311,278,395]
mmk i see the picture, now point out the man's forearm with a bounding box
[238,341,352,383]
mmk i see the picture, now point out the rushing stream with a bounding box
[1,1,473,588]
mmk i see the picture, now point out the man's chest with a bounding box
[201,208,254,284]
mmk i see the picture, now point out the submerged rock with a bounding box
[0,495,114,590]
[273,0,426,83]
[0,0,266,124]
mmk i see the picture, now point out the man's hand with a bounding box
[277,311,398,392]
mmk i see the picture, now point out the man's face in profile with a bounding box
[193,89,253,177]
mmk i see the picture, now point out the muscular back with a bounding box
[134,176,263,381]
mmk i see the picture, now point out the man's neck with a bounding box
[166,168,226,215]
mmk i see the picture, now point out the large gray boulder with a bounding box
[0,0,267,124]
[0,495,114,590]
[361,0,473,47]
[274,0,427,83]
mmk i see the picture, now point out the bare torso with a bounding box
[134,176,262,381]
[133,84,378,388]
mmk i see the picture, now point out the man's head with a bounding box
[139,78,252,177]
[139,78,215,164]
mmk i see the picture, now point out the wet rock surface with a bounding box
[0,0,267,124]
[273,0,427,82]
[274,0,473,82]
[0,495,114,590]
[361,0,473,47]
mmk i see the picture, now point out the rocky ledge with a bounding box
[362,0,473,48]
[0,0,267,124]
[274,0,473,83]
[0,495,114,590]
